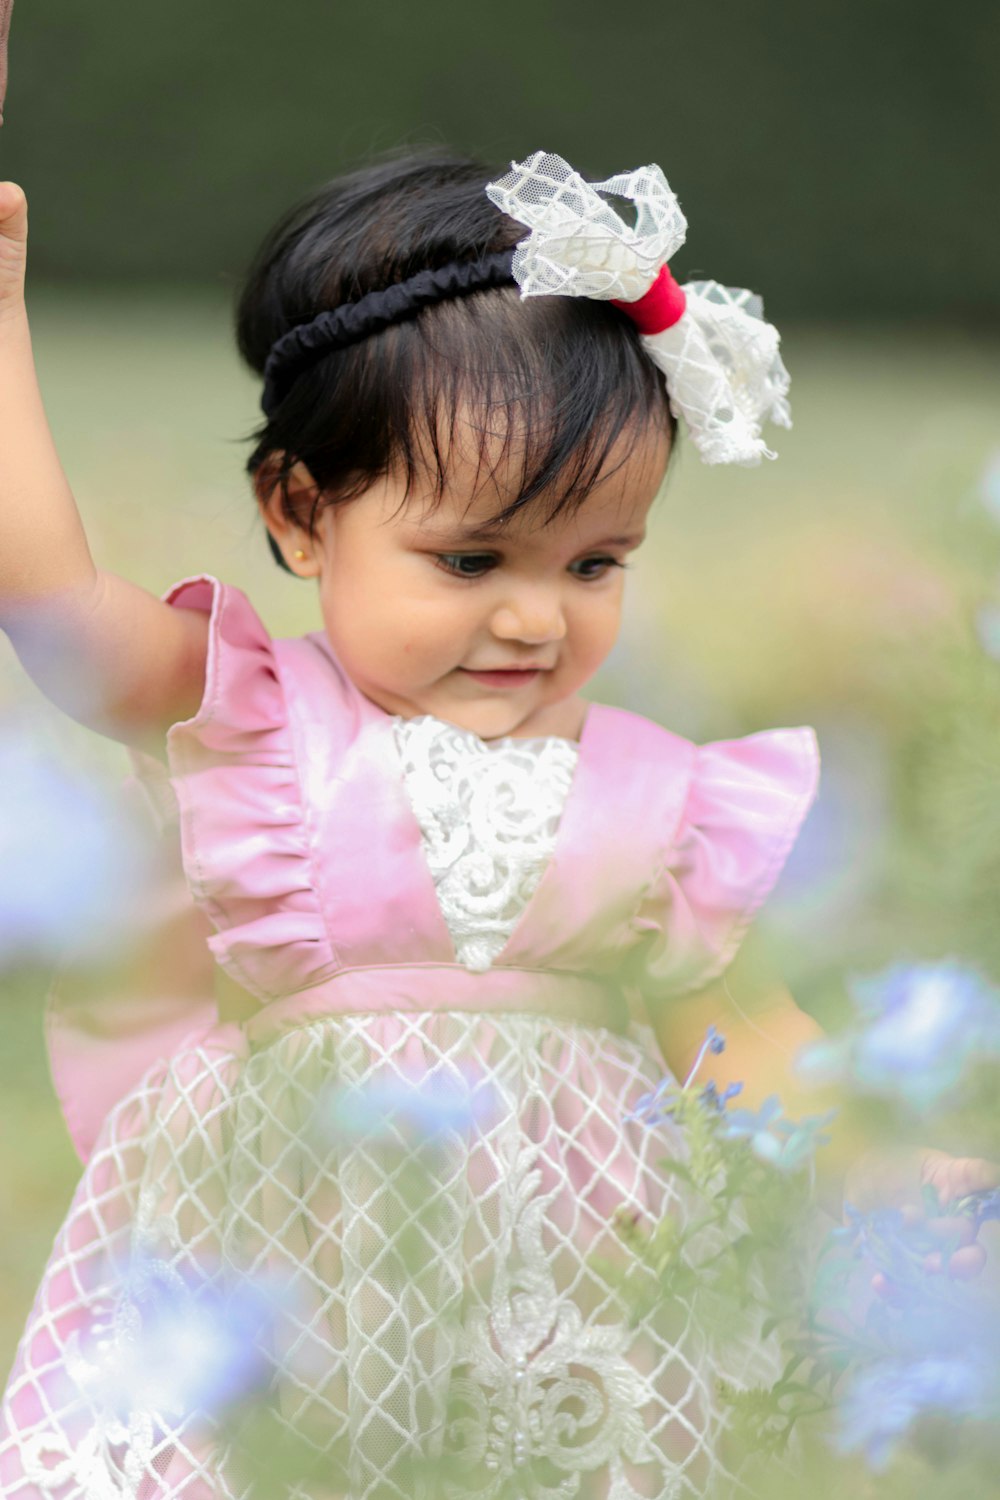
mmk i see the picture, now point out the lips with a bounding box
[459,667,545,689]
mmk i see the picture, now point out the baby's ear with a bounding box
[255,458,323,578]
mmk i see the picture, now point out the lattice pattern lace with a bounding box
[0,725,787,1500]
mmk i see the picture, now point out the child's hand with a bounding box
[910,1149,1000,1281]
[843,1146,1000,1298]
[0,179,27,316]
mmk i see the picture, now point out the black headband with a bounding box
[260,249,517,418]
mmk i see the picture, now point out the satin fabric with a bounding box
[4,575,822,1500]
[45,574,819,1166]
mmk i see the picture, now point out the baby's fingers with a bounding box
[922,1216,987,1278]
[946,1243,986,1279]
[0,179,27,312]
[922,1151,1000,1207]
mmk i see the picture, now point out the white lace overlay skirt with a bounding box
[1,1012,779,1500]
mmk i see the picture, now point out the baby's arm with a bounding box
[651,939,999,1271]
[650,936,835,1128]
[0,182,209,747]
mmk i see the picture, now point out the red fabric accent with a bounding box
[612,264,686,335]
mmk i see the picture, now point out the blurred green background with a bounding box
[3,0,1000,321]
[2,0,1000,1388]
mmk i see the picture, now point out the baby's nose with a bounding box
[490,589,567,645]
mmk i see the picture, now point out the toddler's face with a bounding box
[260,421,669,741]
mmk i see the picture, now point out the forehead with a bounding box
[398,417,670,544]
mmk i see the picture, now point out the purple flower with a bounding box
[797,961,1000,1108]
[834,1356,990,1470]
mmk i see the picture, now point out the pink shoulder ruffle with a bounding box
[634,726,820,999]
[132,575,338,1000]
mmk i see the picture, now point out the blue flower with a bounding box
[960,1187,1000,1225]
[0,725,152,966]
[78,1258,282,1424]
[628,1074,743,1126]
[975,603,1000,660]
[318,1064,499,1144]
[680,1025,727,1090]
[722,1095,784,1159]
[797,960,1000,1109]
[834,1356,990,1470]
[978,449,1000,525]
[627,1074,678,1126]
[700,1080,743,1114]
[723,1096,835,1171]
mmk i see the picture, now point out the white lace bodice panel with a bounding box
[392,715,579,973]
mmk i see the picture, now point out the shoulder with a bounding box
[158,574,367,737]
[586,701,819,828]
[602,706,820,999]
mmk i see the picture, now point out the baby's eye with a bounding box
[435,552,498,578]
[569,556,625,580]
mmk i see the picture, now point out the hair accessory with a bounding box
[486,151,791,466]
[260,251,515,418]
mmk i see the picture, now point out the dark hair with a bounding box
[234,148,677,572]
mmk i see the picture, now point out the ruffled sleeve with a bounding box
[129,575,338,1001]
[632,727,820,1001]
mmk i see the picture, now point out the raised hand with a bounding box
[0,179,209,746]
[844,1145,1000,1298]
[0,179,27,316]
[906,1149,1000,1282]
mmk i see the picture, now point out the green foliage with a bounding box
[600,1055,1000,1495]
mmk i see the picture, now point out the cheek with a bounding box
[574,593,623,662]
[323,574,471,680]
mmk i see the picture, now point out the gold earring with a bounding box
[293,549,307,561]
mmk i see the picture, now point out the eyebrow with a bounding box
[423,526,647,548]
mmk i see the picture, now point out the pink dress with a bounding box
[0,576,819,1500]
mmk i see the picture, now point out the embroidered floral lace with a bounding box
[392,716,580,973]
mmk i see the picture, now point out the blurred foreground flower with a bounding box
[722,1095,836,1171]
[975,601,1000,659]
[796,960,1000,1109]
[68,1257,282,1426]
[767,721,890,954]
[978,449,1000,526]
[0,723,153,966]
[316,1063,500,1146]
[834,1355,992,1471]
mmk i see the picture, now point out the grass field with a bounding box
[2,291,1000,1376]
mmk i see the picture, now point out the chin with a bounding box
[443,701,530,740]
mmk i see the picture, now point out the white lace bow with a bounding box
[486,151,792,466]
